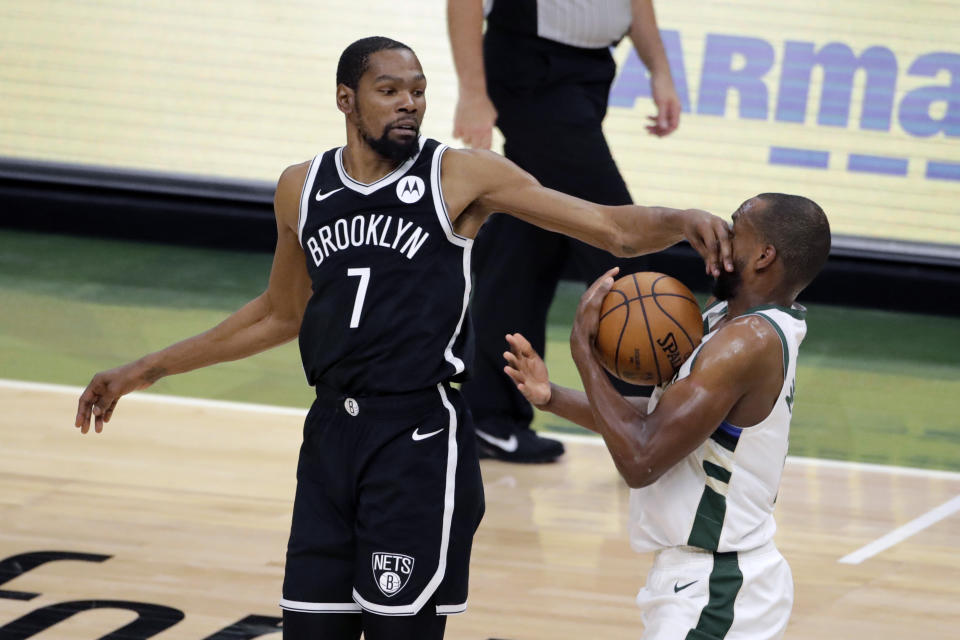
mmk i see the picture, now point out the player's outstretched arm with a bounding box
[74,163,313,434]
[441,149,733,277]
[568,270,780,487]
[503,329,649,433]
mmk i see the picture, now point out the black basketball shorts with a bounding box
[280,383,485,616]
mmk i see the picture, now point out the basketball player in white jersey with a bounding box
[504,193,831,639]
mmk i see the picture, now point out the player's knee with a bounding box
[360,608,447,640]
[281,609,361,640]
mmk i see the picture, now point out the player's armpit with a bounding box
[628,318,783,486]
[628,396,651,415]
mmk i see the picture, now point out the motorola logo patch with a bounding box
[396,176,425,204]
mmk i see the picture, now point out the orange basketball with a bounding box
[596,272,703,386]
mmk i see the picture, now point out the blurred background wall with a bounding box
[1,0,958,309]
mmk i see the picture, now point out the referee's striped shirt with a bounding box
[485,0,633,49]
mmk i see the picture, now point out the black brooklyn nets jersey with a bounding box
[296,137,474,395]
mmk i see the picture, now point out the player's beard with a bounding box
[363,125,420,162]
[357,112,420,163]
[711,259,743,301]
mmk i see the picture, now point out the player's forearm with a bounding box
[540,384,600,432]
[608,205,686,257]
[540,384,649,434]
[629,0,671,78]
[447,0,488,94]
[572,343,654,487]
[131,294,300,383]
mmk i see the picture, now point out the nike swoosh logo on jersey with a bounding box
[315,187,344,201]
[475,429,518,452]
[674,580,697,593]
[412,427,444,441]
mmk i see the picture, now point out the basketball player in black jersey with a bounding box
[75,37,732,640]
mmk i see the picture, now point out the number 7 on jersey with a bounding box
[347,268,371,328]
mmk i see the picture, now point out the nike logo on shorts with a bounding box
[475,429,518,452]
[674,580,697,593]
[315,187,344,201]
[412,427,444,441]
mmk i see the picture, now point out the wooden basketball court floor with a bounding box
[1,380,958,639]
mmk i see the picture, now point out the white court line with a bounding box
[552,438,960,480]
[0,378,308,417]
[838,495,960,565]
[785,455,960,481]
[4,377,960,481]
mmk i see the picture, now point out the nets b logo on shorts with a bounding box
[372,552,415,597]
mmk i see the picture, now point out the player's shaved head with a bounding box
[337,36,415,90]
[749,193,831,293]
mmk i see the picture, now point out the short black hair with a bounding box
[751,193,831,292]
[337,37,414,90]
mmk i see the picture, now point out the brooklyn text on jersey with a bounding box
[304,214,430,266]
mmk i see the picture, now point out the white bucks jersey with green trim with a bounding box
[628,301,807,553]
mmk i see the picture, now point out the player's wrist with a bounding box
[660,207,687,237]
[536,383,554,409]
[131,354,167,386]
[569,329,594,366]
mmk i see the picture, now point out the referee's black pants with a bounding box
[463,27,650,437]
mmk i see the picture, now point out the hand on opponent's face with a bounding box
[681,209,734,278]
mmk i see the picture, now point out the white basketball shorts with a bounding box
[635,541,793,639]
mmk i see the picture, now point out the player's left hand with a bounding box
[571,267,619,358]
[681,209,733,277]
[647,72,681,137]
[503,333,551,407]
[75,361,154,434]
